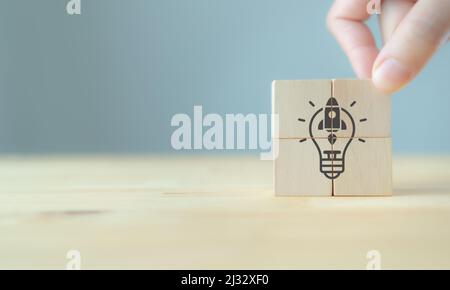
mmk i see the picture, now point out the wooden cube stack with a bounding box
[273,79,392,196]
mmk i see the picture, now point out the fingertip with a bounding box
[372,57,414,94]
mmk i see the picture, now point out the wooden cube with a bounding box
[273,79,393,197]
[332,138,393,196]
[273,80,332,139]
[275,138,332,196]
[332,79,391,138]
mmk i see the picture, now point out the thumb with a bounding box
[372,0,450,94]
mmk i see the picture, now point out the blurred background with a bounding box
[0,0,448,154]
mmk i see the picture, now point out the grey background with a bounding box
[0,0,449,154]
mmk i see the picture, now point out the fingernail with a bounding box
[372,58,413,93]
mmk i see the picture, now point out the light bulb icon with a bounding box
[308,97,356,180]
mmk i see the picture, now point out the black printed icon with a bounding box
[298,97,367,180]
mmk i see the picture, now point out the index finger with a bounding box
[327,0,379,78]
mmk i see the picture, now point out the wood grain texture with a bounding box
[0,155,449,269]
[275,139,332,196]
[333,138,393,196]
[332,79,391,138]
[273,80,332,138]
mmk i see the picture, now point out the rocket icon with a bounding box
[318,97,347,145]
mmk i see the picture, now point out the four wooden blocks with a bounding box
[273,79,392,196]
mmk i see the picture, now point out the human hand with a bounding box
[327,0,450,94]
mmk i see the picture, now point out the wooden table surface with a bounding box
[1,155,450,269]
